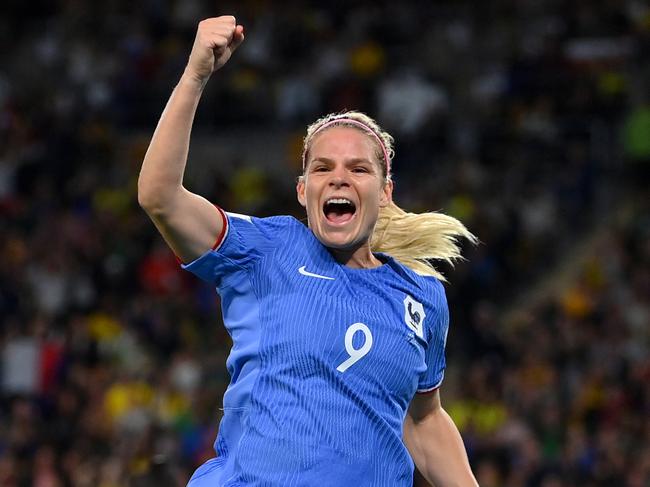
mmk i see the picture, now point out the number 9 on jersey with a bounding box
[336,323,373,373]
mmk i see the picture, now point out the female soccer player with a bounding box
[138,16,479,487]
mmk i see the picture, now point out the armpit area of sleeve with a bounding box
[180,248,223,283]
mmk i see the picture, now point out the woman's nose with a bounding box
[329,166,349,187]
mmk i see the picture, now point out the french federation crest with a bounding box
[403,295,425,339]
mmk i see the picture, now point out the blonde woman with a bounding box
[138,15,478,487]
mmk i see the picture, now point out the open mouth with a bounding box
[323,198,357,225]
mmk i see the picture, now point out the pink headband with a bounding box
[302,118,391,176]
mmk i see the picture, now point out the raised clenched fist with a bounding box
[185,16,245,83]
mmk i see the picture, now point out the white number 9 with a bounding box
[336,323,373,373]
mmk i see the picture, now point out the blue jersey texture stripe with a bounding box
[182,215,450,486]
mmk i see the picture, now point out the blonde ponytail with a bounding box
[371,201,477,280]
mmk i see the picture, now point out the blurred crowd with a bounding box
[440,194,650,487]
[0,1,648,486]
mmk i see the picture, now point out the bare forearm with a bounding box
[139,14,244,212]
[137,72,205,211]
[404,407,478,487]
[135,18,244,262]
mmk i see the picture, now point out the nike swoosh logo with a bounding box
[298,266,335,280]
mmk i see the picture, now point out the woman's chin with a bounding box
[309,213,371,251]
[314,228,360,250]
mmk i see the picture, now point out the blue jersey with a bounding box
[183,213,449,487]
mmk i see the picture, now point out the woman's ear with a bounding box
[296,176,306,207]
[379,179,393,207]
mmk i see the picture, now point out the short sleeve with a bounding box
[181,211,288,286]
[417,282,450,393]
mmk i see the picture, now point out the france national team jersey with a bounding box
[183,212,450,487]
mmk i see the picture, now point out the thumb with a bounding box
[230,25,245,51]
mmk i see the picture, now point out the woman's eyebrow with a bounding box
[311,157,334,164]
[311,157,373,164]
[345,158,373,165]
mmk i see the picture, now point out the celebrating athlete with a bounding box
[138,15,479,487]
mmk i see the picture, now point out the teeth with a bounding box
[326,198,353,205]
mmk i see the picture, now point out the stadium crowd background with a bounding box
[0,1,648,486]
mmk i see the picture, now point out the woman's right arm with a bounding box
[138,16,244,263]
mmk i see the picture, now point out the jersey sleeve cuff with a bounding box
[174,205,228,265]
[212,205,229,251]
[416,385,441,394]
[416,377,443,394]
